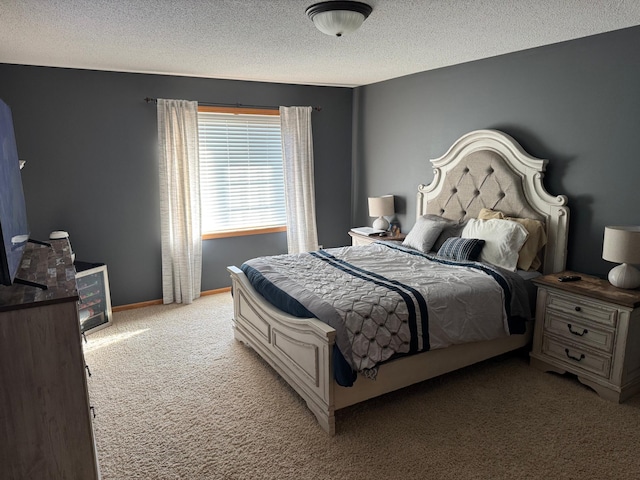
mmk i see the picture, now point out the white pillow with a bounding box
[402,216,446,253]
[461,218,529,271]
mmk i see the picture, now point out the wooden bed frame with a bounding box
[227,129,570,435]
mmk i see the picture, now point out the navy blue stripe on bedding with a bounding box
[312,250,430,353]
[240,263,356,387]
[241,264,314,318]
[381,243,514,322]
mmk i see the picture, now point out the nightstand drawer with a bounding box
[546,291,618,327]
[542,336,611,379]
[544,312,615,353]
[351,235,375,246]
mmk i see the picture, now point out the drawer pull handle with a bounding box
[574,306,581,312]
[567,324,588,336]
[565,348,585,362]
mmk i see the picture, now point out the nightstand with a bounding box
[348,230,406,246]
[530,271,640,402]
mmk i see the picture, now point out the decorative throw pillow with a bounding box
[437,237,485,262]
[461,218,529,271]
[402,216,447,253]
[432,219,467,252]
[478,208,547,271]
[477,208,504,221]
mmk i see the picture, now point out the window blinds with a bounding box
[198,112,286,233]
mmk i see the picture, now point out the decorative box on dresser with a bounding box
[530,271,640,403]
[0,239,100,480]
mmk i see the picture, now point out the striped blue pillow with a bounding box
[437,237,485,262]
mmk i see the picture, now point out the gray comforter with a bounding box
[242,241,531,377]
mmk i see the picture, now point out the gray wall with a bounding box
[353,26,640,278]
[0,65,353,306]
[3,24,638,305]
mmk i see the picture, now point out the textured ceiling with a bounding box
[1,0,640,87]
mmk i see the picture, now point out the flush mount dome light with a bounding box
[306,1,373,37]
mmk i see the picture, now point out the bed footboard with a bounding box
[227,266,337,435]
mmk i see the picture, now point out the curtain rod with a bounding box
[144,97,321,111]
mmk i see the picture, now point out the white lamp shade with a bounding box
[603,226,640,289]
[368,195,394,217]
[310,10,366,36]
[603,226,640,264]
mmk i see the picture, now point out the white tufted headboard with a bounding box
[417,129,569,274]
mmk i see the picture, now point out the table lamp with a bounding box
[368,195,394,230]
[602,226,640,289]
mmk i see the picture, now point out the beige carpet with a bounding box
[85,293,640,480]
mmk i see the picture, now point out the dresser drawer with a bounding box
[546,291,618,327]
[544,312,615,354]
[542,335,611,379]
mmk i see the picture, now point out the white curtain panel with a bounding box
[280,106,319,254]
[157,99,202,304]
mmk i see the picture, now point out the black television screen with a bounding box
[0,99,29,286]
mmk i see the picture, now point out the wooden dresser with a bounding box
[530,271,640,402]
[0,240,100,479]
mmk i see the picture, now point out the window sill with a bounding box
[202,226,287,240]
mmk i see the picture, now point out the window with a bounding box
[198,107,286,238]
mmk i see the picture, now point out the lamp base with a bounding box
[372,216,389,231]
[608,263,640,289]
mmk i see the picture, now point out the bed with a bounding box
[227,129,569,435]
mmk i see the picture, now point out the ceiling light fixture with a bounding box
[306,1,373,37]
